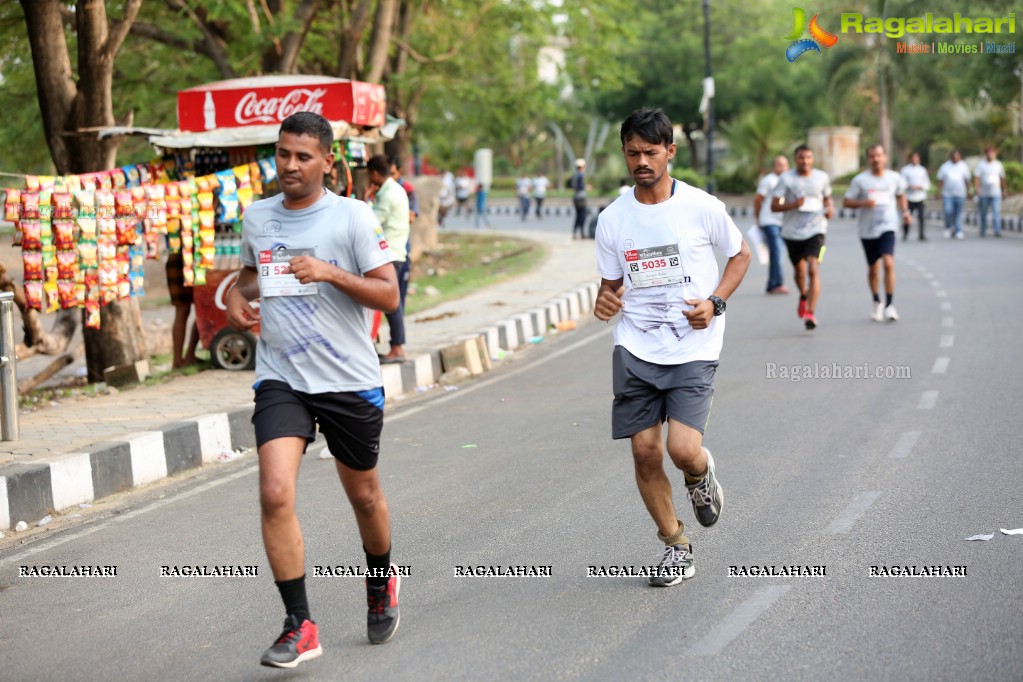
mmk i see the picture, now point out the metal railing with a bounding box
[0,291,19,441]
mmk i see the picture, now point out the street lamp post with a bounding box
[703,0,715,194]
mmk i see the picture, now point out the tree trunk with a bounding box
[20,0,149,382]
[83,300,148,383]
[364,0,397,83]
[338,0,376,79]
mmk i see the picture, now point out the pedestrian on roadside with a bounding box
[533,172,549,218]
[899,152,930,241]
[438,169,456,227]
[753,155,790,295]
[570,158,588,239]
[455,172,472,216]
[594,108,751,587]
[974,146,1007,238]
[771,144,833,330]
[937,149,971,240]
[843,143,910,322]
[516,172,532,221]
[474,180,491,228]
[371,154,412,363]
[165,250,199,368]
[226,112,402,669]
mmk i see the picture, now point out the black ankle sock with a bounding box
[885,293,893,307]
[275,575,310,622]
[800,294,807,301]
[365,546,391,588]
[872,293,881,303]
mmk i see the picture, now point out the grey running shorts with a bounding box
[253,379,384,471]
[611,346,717,440]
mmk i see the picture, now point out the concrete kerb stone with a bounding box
[496,319,520,351]
[48,453,94,511]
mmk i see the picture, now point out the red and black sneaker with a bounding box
[797,298,808,319]
[366,564,401,644]
[260,614,322,669]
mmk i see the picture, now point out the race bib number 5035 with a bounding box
[624,244,686,288]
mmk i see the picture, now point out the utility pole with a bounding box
[703,0,715,194]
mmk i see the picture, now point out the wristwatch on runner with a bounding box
[708,295,726,316]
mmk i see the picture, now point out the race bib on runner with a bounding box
[258,248,318,298]
[799,196,823,212]
[867,189,892,206]
[624,244,686,288]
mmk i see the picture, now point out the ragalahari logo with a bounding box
[784,7,839,61]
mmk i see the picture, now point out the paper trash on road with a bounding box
[964,533,994,541]
[36,515,52,527]
[999,528,1023,536]
[15,521,27,532]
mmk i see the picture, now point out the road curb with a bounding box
[1,282,598,531]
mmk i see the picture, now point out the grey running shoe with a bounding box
[649,543,695,587]
[687,449,724,527]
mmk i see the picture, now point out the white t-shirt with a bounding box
[241,190,393,394]
[845,169,907,239]
[937,160,971,198]
[596,181,743,365]
[755,172,784,226]
[516,177,532,198]
[899,163,930,203]
[974,159,1005,198]
[532,176,549,198]
[772,169,832,240]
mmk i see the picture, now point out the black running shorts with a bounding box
[611,346,717,440]
[253,380,384,471]
[783,234,826,267]
[860,231,896,265]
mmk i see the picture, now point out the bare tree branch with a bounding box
[278,0,322,74]
[163,0,236,79]
[103,0,143,60]
[364,0,397,83]
[391,1,496,65]
[338,0,375,79]
[129,22,238,78]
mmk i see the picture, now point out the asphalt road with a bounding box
[1,216,1021,681]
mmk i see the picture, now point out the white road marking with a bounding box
[932,357,950,374]
[939,335,954,348]
[918,390,939,410]
[826,491,882,534]
[888,432,921,459]
[688,586,792,656]
[941,317,954,327]
[940,301,952,311]
[936,290,947,298]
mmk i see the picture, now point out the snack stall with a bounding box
[119,76,393,369]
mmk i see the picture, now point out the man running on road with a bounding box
[771,145,833,330]
[594,108,751,586]
[226,112,402,669]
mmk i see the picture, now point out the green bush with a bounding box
[712,167,758,194]
[1003,161,1023,195]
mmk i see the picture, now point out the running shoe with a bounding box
[367,565,401,644]
[260,614,322,669]
[797,298,807,319]
[884,305,899,321]
[686,449,724,527]
[955,232,965,240]
[804,313,818,330]
[871,301,884,322]
[944,229,951,239]
[649,543,695,587]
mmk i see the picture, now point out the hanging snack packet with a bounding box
[24,281,44,311]
[57,280,77,309]
[237,187,254,213]
[115,218,139,246]
[22,251,43,281]
[67,175,82,193]
[51,192,74,219]
[5,189,21,221]
[25,175,40,192]
[110,168,126,189]
[21,219,42,249]
[78,240,99,269]
[22,192,40,219]
[197,191,215,212]
[74,281,86,307]
[216,168,238,196]
[77,218,97,242]
[114,189,133,217]
[44,280,60,313]
[74,190,96,218]
[85,300,101,329]
[57,249,78,280]
[53,219,76,249]
[130,186,147,219]
[218,195,240,223]
[258,157,277,184]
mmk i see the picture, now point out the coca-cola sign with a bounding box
[178,76,386,132]
[234,88,327,125]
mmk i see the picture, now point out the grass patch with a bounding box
[405,233,544,316]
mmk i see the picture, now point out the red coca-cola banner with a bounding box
[177,76,386,132]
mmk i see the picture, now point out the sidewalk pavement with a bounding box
[0,222,599,532]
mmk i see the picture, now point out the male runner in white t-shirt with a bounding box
[227,112,402,668]
[594,108,751,586]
